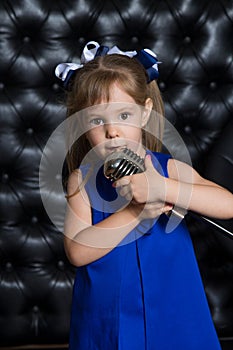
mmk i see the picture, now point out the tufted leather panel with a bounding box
[0,0,232,347]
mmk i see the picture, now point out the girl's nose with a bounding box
[105,123,120,138]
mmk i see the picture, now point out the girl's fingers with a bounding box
[113,177,131,188]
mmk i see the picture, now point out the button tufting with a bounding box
[131,36,139,44]
[55,174,62,181]
[184,36,191,44]
[2,173,9,183]
[57,260,65,270]
[184,125,192,134]
[33,305,39,313]
[52,83,60,91]
[159,81,166,90]
[210,81,217,90]
[23,36,31,44]
[5,262,13,272]
[31,216,38,224]
[78,37,85,44]
[26,128,34,135]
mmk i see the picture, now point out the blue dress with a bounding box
[69,151,221,350]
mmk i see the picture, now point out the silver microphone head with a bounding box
[104,148,145,181]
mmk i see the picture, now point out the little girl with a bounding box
[55,41,233,350]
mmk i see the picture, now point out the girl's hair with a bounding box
[65,54,165,177]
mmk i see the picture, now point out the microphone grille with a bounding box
[104,148,145,181]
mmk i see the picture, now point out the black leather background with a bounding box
[0,0,233,347]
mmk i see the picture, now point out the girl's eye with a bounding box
[119,113,130,121]
[90,118,104,126]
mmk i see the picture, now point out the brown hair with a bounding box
[65,54,164,177]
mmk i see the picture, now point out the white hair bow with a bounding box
[55,40,159,88]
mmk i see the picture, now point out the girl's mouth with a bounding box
[105,146,126,154]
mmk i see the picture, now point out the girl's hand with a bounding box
[127,201,174,220]
[114,155,233,220]
[114,154,167,204]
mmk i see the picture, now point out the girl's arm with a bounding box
[115,155,233,220]
[64,169,170,267]
[166,158,233,219]
[64,170,139,266]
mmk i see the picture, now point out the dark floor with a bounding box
[1,339,233,350]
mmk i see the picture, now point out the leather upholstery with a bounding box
[0,0,232,347]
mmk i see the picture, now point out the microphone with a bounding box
[103,148,233,237]
[104,148,145,181]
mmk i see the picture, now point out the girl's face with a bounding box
[84,83,152,159]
